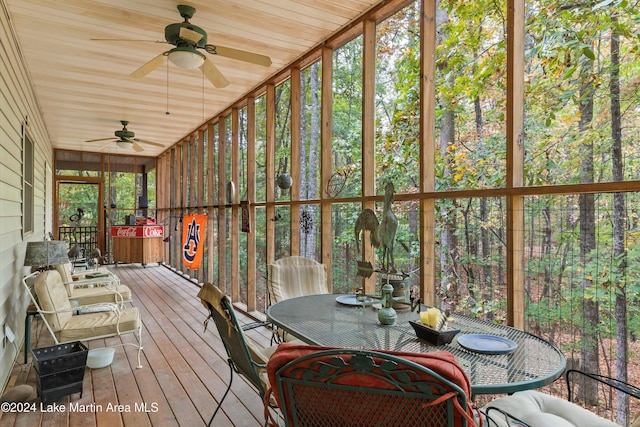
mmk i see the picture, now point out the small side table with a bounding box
[24,305,39,364]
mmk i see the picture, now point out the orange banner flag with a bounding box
[182,214,207,269]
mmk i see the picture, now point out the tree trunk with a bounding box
[302,62,320,258]
[541,202,552,299]
[475,93,493,319]
[463,200,476,291]
[609,16,628,426]
[577,53,599,406]
[436,1,458,308]
[439,108,457,305]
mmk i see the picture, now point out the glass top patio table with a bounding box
[266,294,566,396]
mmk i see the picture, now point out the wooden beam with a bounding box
[361,19,376,294]
[420,0,437,306]
[188,136,197,278]
[161,153,169,264]
[190,134,197,210]
[506,0,525,329]
[197,129,205,210]
[266,84,276,265]
[197,129,205,281]
[218,119,227,292]
[290,66,302,256]
[207,122,216,285]
[321,46,334,289]
[231,108,240,302]
[246,97,257,312]
[171,147,179,268]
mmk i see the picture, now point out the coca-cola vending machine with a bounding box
[111,225,164,266]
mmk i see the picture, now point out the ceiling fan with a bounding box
[85,121,165,153]
[93,4,272,88]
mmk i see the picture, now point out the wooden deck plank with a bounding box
[66,339,98,427]
[117,265,264,426]
[87,338,123,427]
[103,336,151,427]
[121,278,211,427]
[1,264,271,427]
[118,328,180,427]
[139,266,273,422]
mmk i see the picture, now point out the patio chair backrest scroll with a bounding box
[266,256,328,304]
[267,343,477,427]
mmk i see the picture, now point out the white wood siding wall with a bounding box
[0,0,53,392]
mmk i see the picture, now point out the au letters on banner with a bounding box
[182,214,207,269]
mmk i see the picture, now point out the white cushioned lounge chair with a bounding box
[54,263,132,307]
[23,270,143,368]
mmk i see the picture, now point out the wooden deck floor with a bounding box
[1,265,273,427]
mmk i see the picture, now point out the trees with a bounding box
[152,1,640,420]
[333,0,639,416]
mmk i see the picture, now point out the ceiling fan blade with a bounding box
[205,44,271,67]
[98,141,116,150]
[91,38,167,44]
[130,53,167,78]
[85,137,115,143]
[200,59,229,88]
[179,27,203,44]
[134,138,165,148]
[132,141,144,152]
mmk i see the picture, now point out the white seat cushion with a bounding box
[483,390,621,427]
[59,307,140,342]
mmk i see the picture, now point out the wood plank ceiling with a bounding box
[5,0,380,157]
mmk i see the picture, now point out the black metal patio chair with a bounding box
[197,282,278,427]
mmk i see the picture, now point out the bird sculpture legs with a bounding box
[382,245,396,273]
[384,244,398,273]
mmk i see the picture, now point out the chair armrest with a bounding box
[243,321,284,345]
[75,302,120,314]
[71,268,118,280]
[67,274,119,288]
[75,303,121,314]
[566,369,640,402]
[242,321,272,331]
[38,302,120,316]
[68,280,118,289]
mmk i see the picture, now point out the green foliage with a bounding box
[58,183,99,226]
[332,37,363,198]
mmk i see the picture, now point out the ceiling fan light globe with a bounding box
[168,48,205,69]
[116,140,133,150]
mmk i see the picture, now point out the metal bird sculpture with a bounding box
[67,208,84,262]
[354,182,398,272]
[87,248,102,269]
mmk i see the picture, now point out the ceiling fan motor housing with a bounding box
[115,129,135,139]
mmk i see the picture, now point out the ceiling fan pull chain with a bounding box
[202,71,205,122]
